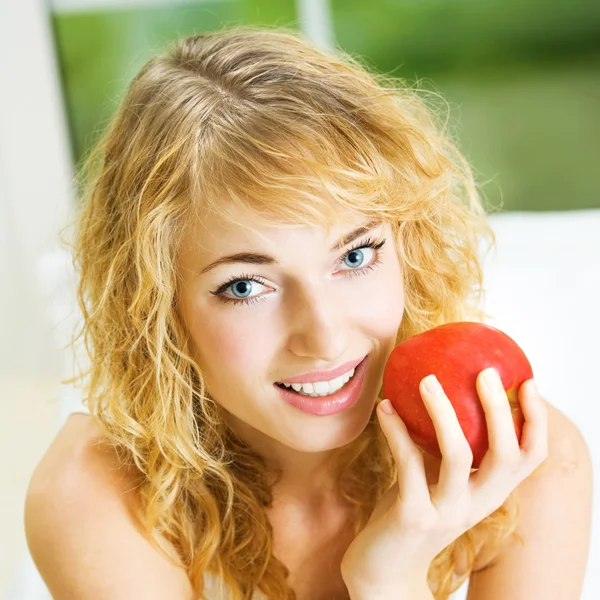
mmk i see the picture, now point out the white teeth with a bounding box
[280,367,356,397]
[291,382,309,393]
[312,381,330,394]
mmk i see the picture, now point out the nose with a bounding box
[285,281,349,362]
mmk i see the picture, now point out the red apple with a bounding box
[382,322,532,468]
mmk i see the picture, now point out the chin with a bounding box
[287,407,372,453]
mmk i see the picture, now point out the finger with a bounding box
[470,368,522,489]
[377,399,431,509]
[419,375,473,506]
[480,368,521,459]
[518,379,549,466]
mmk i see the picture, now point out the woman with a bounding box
[24,26,592,600]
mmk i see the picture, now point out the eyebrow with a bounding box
[198,219,382,275]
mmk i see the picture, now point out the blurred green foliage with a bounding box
[331,0,600,212]
[332,0,600,77]
[52,0,600,211]
[433,59,600,212]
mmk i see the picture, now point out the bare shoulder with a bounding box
[25,413,196,600]
[27,413,138,499]
[466,400,593,599]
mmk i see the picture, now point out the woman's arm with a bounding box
[24,414,197,600]
[467,401,593,599]
[348,575,435,600]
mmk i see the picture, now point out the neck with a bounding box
[224,415,346,509]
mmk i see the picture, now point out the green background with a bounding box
[52,0,600,212]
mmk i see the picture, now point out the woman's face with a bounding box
[177,206,405,453]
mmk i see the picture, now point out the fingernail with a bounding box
[482,368,501,391]
[528,378,538,395]
[379,399,395,415]
[423,374,440,395]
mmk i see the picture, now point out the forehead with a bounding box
[181,202,373,256]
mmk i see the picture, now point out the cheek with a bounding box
[186,302,270,385]
[353,260,405,336]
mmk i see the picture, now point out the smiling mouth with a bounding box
[274,356,367,398]
[275,374,357,397]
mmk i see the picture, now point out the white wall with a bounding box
[0,0,75,379]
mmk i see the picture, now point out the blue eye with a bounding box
[211,237,386,306]
[210,274,269,306]
[338,237,386,275]
[342,246,371,269]
[230,280,253,299]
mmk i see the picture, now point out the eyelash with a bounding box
[209,237,387,307]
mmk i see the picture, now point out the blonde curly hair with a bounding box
[68,25,520,599]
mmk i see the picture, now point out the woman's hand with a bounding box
[340,368,549,597]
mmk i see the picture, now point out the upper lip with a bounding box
[276,355,367,384]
